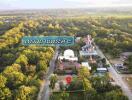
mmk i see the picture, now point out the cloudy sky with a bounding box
[0,0,132,10]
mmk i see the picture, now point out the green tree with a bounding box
[91,31,97,38]
[61,91,69,100]
[25,65,36,76]
[0,74,7,88]
[101,58,107,66]
[37,71,46,80]
[3,64,21,75]
[0,88,12,100]
[111,48,122,57]
[78,67,90,78]
[7,71,25,89]
[15,85,38,100]
[112,22,120,29]
[3,66,25,89]
[36,60,47,72]
[26,51,39,65]
[105,90,128,100]
[90,76,110,93]
[0,74,12,100]
[125,55,132,72]
[0,21,3,25]
[15,54,28,66]
[49,74,58,89]
[78,67,93,99]
[1,53,15,66]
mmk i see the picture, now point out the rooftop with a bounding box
[81,62,91,70]
[80,50,98,56]
[64,49,75,57]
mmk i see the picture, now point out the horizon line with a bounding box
[1,5,132,11]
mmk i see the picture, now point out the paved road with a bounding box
[37,47,59,100]
[96,46,132,100]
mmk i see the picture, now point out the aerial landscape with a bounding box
[0,0,132,100]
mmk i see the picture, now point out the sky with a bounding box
[0,0,132,10]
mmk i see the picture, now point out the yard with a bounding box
[122,77,132,92]
[105,53,130,74]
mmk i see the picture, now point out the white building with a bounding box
[80,50,98,56]
[97,68,107,73]
[58,49,78,61]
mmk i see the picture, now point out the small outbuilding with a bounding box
[81,62,91,70]
[97,68,107,73]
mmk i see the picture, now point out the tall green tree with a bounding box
[0,74,12,100]
[49,74,58,89]
[15,54,28,67]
